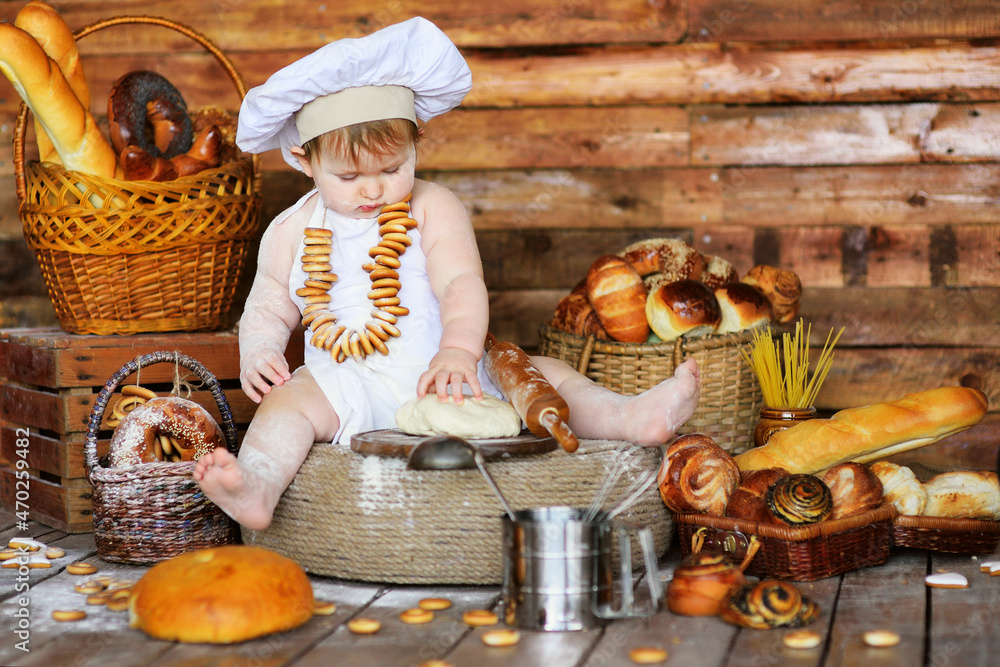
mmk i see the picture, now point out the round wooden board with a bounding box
[350,429,557,460]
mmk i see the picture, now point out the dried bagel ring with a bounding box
[371,278,402,290]
[52,610,87,622]
[379,321,402,338]
[378,239,408,255]
[462,609,498,626]
[400,608,434,624]
[303,294,332,305]
[368,246,399,259]
[377,210,410,222]
[347,618,381,634]
[358,330,375,356]
[367,287,398,300]
[374,297,401,308]
[122,385,158,400]
[303,245,331,255]
[418,598,452,611]
[302,263,334,273]
[374,255,402,269]
[67,562,99,575]
[304,227,333,238]
[301,254,331,265]
[381,305,410,317]
[368,267,399,281]
[381,232,412,246]
[367,330,390,355]
[371,309,398,324]
[304,279,333,290]
[309,272,339,284]
[379,222,408,235]
[366,322,391,341]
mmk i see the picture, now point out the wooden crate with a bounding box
[0,328,303,532]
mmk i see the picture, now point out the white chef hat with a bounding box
[236,17,471,171]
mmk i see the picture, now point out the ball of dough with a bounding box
[396,394,522,439]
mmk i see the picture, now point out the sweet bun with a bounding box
[700,254,739,290]
[621,238,704,282]
[819,462,884,519]
[645,279,721,342]
[658,434,740,516]
[922,470,1000,519]
[129,546,314,643]
[714,283,772,334]
[108,397,225,467]
[725,468,789,522]
[585,255,649,342]
[869,461,927,516]
[741,265,802,324]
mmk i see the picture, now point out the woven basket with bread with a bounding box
[663,387,991,579]
[4,8,260,334]
[539,238,801,454]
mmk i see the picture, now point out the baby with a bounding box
[194,18,700,530]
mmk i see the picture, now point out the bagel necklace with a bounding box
[297,193,414,363]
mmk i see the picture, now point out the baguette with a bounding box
[15,1,90,164]
[0,24,116,178]
[735,386,988,475]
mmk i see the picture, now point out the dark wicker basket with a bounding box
[85,351,240,563]
[673,505,897,581]
[891,515,1000,554]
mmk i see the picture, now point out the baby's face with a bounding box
[303,143,416,219]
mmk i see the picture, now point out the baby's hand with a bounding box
[417,347,482,404]
[240,337,291,403]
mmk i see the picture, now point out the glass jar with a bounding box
[753,406,817,448]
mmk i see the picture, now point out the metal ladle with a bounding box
[407,435,517,521]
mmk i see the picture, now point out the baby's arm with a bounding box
[414,180,489,403]
[239,200,310,403]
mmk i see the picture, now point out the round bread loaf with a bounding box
[658,434,740,516]
[585,255,649,343]
[714,282,772,334]
[128,546,314,643]
[819,462,884,519]
[645,279,721,342]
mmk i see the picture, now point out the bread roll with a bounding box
[869,461,927,516]
[700,253,739,290]
[725,467,789,522]
[620,238,703,281]
[742,265,802,324]
[15,1,90,165]
[585,255,649,343]
[922,471,1000,519]
[658,434,740,516]
[129,546,314,643]
[714,283,772,334]
[819,462,883,519]
[645,279,721,342]
[734,387,989,475]
[0,24,117,177]
[551,286,608,340]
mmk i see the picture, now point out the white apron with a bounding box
[281,189,500,444]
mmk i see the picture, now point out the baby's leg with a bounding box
[193,366,339,531]
[531,356,700,446]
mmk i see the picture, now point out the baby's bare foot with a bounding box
[625,359,701,445]
[194,447,276,531]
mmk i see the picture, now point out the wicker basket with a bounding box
[891,515,1000,554]
[673,505,897,581]
[538,324,764,455]
[14,16,261,335]
[85,351,240,563]
[243,439,672,585]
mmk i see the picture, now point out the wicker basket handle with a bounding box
[14,14,254,203]
[84,350,239,478]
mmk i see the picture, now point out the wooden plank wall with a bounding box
[1,1,998,463]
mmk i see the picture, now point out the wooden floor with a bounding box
[1,509,999,667]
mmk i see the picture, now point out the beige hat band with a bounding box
[295,85,416,144]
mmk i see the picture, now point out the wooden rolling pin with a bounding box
[484,333,579,453]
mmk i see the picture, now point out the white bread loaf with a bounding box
[15,1,90,164]
[922,471,1000,519]
[869,461,927,516]
[585,255,649,343]
[714,282,772,334]
[735,386,989,475]
[0,24,117,177]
